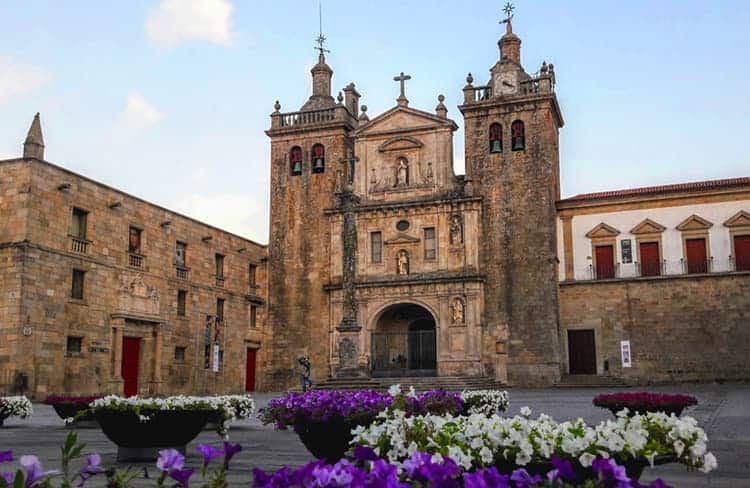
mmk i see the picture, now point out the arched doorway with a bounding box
[371,303,437,377]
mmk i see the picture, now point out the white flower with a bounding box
[579,452,596,467]
[700,452,718,473]
[673,439,685,457]
[407,386,417,398]
[388,384,402,397]
[519,406,532,418]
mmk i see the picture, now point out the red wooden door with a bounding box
[595,245,615,279]
[122,337,140,397]
[735,235,750,271]
[568,330,596,375]
[686,238,707,274]
[639,242,661,276]
[245,348,257,392]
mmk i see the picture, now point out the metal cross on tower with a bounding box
[393,72,412,106]
[501,2,515,24]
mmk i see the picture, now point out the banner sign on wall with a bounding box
[621,239,632,264]
[620,340,632,368]
[212,344,220,372]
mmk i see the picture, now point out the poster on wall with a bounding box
[620,340,632,368]
[621,239,633,264]
[212,344,220,372]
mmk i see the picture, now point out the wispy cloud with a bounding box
[174,193,264,239]
[145,0,235,48]
[122,92,164,130]
[0,57,49,105]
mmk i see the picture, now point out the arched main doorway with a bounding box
[371,303,437,377]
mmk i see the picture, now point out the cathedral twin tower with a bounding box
[264,14,564,388]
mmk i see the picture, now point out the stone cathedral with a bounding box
[264,14,563,389]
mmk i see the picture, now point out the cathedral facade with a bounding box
[264,17,563,389]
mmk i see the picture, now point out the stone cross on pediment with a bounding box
[393,72,411,106]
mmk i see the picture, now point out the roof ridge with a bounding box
[562,176,750,202]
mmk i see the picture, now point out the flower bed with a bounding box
[253,448,673,488]
[352,407,717,480]
[0,396,32,427]
[260,387,471,462]
[593,392,698,417]
[43,395,102,422]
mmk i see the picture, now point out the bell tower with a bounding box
[264,34,360,389]
[459,4,564,386]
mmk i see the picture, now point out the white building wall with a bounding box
[564,199,750,281]
[556,217,565,281]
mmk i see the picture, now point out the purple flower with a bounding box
[20,455,60,488]
[550,456,577,481]
[156,448,185,472]
[510,468,543,488]
[0,451,12,463]
[1,472,14,485]
[353,445,379,462]
[592,458,631,488]
[168,468,194,488]
[196,444,223,468]
[222,441,242,467]
[463,467,510,488]
[77,453,104,486]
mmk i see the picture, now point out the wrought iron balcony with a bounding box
[128,253,144,269]
[216,276,225,287]
[176,266,189,280]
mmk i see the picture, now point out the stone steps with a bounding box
[313,376,505,392]
[556,374,628,388]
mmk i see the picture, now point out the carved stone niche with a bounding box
[118,273,161,317]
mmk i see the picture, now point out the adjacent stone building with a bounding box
[0,115,268,398]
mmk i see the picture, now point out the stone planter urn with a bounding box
[294,419,362,463]
[95,409,210,461]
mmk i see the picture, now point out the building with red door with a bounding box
[0,118,268,398]
[557,178,750,382]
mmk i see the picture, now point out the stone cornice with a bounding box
[459,92,564,128]
[324,272,485,291]
[560,270,750,287]
[324,195,482,215]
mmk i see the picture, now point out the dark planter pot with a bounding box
[95,409,210,461]
[52,403,96,422]
[294,419,362,463]
[606,406,687,418]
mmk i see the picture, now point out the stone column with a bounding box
[149,325,163,394]
[109,321,124,394]
[335,153,368,378]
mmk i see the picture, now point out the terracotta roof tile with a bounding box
[561,177,750,202]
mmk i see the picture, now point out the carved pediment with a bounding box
[586,222,620,239]
[384,233,421,245]
[724,210,750,228]
[676,214,713,231]
[378,136,423,153]
[355,106,457,136]
[630,218,666,235]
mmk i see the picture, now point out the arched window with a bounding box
[290,146,303,176]
[511,120,525,151]
[489,123,503,153]
[311,144,325,174]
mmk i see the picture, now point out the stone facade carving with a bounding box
[396,249,409,275]
[450,214,464,245]
[118,273,161,317]
[451,297,465,324]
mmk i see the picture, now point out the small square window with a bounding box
[71,269,85,299]
[175,346,186,362]
[250,305,257,328]
[129,227,142,254]
[66,336,82,355]
[216,298,225,320]
[248,263,257,287]
[215,254,225,278]
[71,208,88,239]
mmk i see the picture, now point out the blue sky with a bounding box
[1,0,748,243]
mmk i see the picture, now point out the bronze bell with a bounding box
[292,161,302,174]
[512,137,524,151]
[313,158,324,172]
[491,139,502,153]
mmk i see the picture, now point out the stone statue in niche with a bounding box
[450,214,464,245]
[335,170,343,193]
[395,158,409,187]
[451,297,465,324]
[423,162,434,184]
[396,249,409,275]
[370,168,378,191]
